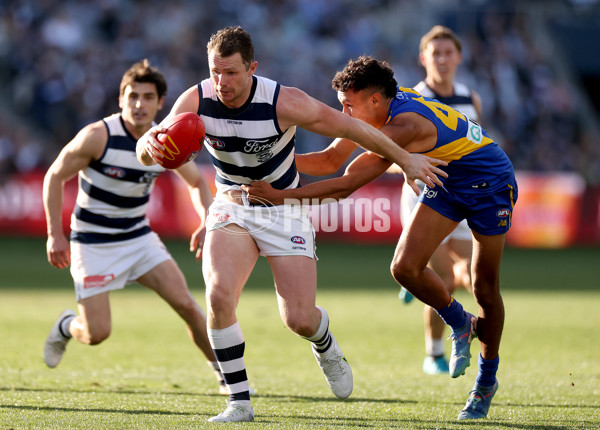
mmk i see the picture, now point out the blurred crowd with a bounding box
[1,0,599,184]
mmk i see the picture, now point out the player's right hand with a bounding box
[46,234,70,269]
[137,126,167,165]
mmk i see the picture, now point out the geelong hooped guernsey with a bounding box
[414,81,479,122]
[389,87,514,193]
[197,75,299,194]
[70,113,165,243]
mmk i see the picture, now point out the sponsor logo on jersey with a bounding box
[496,209,510,218]
[207,137,225,149]
[103,166,125,178]
[244,138,278,153]
[83,274,115,289]
[291,236,306,245]
[256,151,273,163]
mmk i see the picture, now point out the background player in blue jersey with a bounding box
[42,59,231,393]
[244,56,518,420]
[137,27,447,423]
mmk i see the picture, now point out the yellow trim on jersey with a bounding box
[423,135,494,163]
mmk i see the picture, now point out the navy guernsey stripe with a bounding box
[80,178,150,208]
[70,226,151,243]
[74,205,146,229]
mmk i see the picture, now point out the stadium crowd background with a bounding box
[1,0,599,187]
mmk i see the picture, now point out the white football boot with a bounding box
[44,309,75,368]
[208,401,254,423]
[313,334,353,399]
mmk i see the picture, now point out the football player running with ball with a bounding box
[137,27,446,423]
[42,59,233,394]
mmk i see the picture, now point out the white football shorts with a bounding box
[400,181,471,243]
[206,195,316,259]
[70,231,172,301]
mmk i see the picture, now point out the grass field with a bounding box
[1,237,599,428]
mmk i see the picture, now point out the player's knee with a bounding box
[472,282,501,309]
[205,284,236,315]
[390,257,419,285]
[281,310,313,337]
[84,325,111,345]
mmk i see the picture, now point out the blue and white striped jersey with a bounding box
[413,81,479,122]
[70,113,165,243]
[197,75,299,195]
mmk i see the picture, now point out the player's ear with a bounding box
[419,52,426,68]
[248,60,258,75]
[158,96,166,111]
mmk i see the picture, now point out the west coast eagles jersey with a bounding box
[389,87,514,193]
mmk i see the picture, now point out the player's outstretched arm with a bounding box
[296,138,358,176]
[243,151,391,205]
[277,86,446,187]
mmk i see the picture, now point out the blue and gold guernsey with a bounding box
[197,75,299,194]
[389,86,514,194]
[70,113,165,244]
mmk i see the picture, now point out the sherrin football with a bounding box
[156,112,205,169]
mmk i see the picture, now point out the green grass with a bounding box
[0,237,599,428]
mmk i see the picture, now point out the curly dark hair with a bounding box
[207,26,255,70]
[331,56,397,99]
[120,59,167,98]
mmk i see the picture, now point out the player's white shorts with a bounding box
[206,194,316,259]
[400,181,471,243]
[70,232,172,301]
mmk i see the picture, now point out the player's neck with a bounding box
[123,119,151,140]
[425,77,454,98]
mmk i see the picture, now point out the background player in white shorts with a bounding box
[395,25,481,375]
[42,59,232,394]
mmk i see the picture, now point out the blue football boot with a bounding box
[448,313,477,378]
[457,381,498,420]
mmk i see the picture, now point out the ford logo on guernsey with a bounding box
[103,166,125,178]
[207,137,225,149]
[496,209,510,218]
[291,236,306,245]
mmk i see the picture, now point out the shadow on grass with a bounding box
[1,404,593,429]
[1,385,415,404]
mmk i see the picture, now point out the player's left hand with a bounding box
[241,181,284,205]
[190,224,206,261]
[403,154,448,196]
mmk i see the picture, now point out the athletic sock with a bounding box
[425,337,445,357]
[303,306,332,354]
[207,361,225,385]
[208,322,251,404]
[476,353,499,387]
[59,314,75,339]
[435,297,468,331]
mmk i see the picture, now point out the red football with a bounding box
[156,112,205,169]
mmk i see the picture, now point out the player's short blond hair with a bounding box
[419,25,462,53]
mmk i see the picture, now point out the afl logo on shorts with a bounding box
[103,166,125,178]
[496,209,510,218]
[291,236,306,245]
[207,137,225,149]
